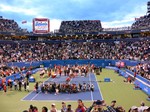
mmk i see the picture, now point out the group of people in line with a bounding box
[1,69,32,94]
[2,78,30,94]
[23,99,150,112]
[37,82,94,95]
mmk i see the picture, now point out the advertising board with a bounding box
[33,18,50,33]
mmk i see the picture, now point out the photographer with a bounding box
[86,100,118,112]
[86,100,107,112]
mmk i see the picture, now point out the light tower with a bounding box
[147,1,150,14]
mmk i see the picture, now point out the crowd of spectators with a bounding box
[130,63,150,80]
[132,14,150,30]
[23,100,150,112]
[59,20,102,34]
[0,65,16,78]
[0,16,27,33]
[0,40,149,64]
[0,64,27,78]
[0,17,19,32]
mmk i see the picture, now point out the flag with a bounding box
[22,20,27,24]
[135,18,139,21]
[140,16,144,18]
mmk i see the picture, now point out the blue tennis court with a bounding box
[22,73,103,101]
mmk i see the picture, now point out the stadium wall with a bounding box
[7,59,141,68]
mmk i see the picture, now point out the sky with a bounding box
[0,0,149,32]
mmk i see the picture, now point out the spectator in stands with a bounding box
[23,99,149,112]
[75,99,86,112]
[0,17,26,33]
[129,106,138,112]
[0,40,149,81]
[50,103,57,112]
[42,106,48,112]
[138,101,148,112]
[23,110,28,112]
[32,106,38,112]
[110,100,116,108]
[130,63,150,80]
[59,20,102,34]
[116,106,125,112]
[29,105,34,112]
[91,100,105,112]
[61,102,67,112]
[66,104,74,112]
[132,14,150,30]
[0,40,150,63]
[143,107,150,112]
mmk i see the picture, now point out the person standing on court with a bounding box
[24,80,27,91]
[18,80,22,91]
[14,80,18,90]
[26,80,29,92]
[35,82,39,93]
[3,83,7,95]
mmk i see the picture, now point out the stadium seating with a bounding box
[0,17,26,33]
[59,20,102,33]
[132,14,150,29]
[0,40,149,64]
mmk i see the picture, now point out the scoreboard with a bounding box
[33,18,50,34]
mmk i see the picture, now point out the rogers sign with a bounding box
[33,18,50,34]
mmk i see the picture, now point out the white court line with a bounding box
[30,75,74,101]
[21,91,35,101]
[30,78,55,101]
[21,76,55,101]
[21,100,92,102]
[89,73,94,101]
[31,91,41,101]
[94,73,104,100]
[21,69,43,101]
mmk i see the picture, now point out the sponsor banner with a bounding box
[33,18,50,34]
[105,66,118,70]
[115,61,125,68]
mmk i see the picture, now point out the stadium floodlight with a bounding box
[147,1,150,14]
